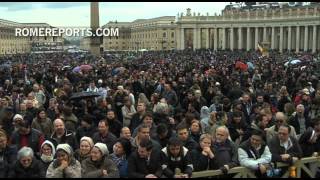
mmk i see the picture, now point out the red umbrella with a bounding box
[235,61,248,71]
[80,64,93,71]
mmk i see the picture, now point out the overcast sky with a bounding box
[0,2,231,27]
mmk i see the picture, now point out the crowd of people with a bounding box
[0,48,320,178]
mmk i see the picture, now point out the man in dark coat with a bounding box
[92,119,117,153]
[288,104,312,135]
[176,124,199,151]
[211,126,238,174]
[0,129,17,178]
[129,102,146,132]
[75,114,96,142]
[106,110,123,138]
[10,117,45,155]
[128,139,163,178]
[49,118,78,151]
[268,125,303,164]
[160,137,193,178]
[298,118,320,157]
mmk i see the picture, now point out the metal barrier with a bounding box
[191,156,320,178]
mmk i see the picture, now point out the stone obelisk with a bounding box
[90,2,100,57]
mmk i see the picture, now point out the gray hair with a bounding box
[17,147,34,160]
[154,102,169,114]
[216,125,230,136]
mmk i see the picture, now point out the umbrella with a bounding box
[69,91,100,100]
[235,61,248,71]
[284,59,302,66]
[72,66,81,73]
[0,64,11,70]
[62,65,71,71]
[80,64,93,71]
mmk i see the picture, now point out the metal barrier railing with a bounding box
[191,156,320,178]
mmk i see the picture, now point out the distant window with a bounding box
[171,32,174,38]
[163,32,166,38]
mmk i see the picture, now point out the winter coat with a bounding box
[161,146,193,178]
[31,117,53,138]
[268,135,303,164]
[74,149,91,163]
[0,145,18,178]
[46,158,81,178]
[49,129,78,151]
[238,139,272,170]
[8,158,45,178]
[81,156,119,178]
[128,150,163,178]
[298,127,320,157]
[92,132,117,153]
[211,139,239,169]
[10,128,45,154]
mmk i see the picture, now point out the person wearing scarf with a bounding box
[39,140,56,172]
[110,138,132,178]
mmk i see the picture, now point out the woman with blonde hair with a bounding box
[74,136,94,163]
[191,134,215,171]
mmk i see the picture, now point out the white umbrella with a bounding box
[284,59,302,66]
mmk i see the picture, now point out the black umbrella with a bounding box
[69,91,100,100]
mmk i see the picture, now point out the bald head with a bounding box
[121,127,131,139]
[275,112,288,127]
[296,104,305,114]
[53,118,65,136]
[275,112,287,122]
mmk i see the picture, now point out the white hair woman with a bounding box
[8,147,45,178]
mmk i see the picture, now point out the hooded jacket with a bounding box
[39,140,56,171]
[81,155,120,178]
[46,144,81,178]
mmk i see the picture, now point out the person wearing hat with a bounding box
[114,85,128,124]
[0,128,18,178]
[46,143,81,178]
[38,140,56,171]
[81,142,119,178]
[9,115,45,155]
[74,136,94,163]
